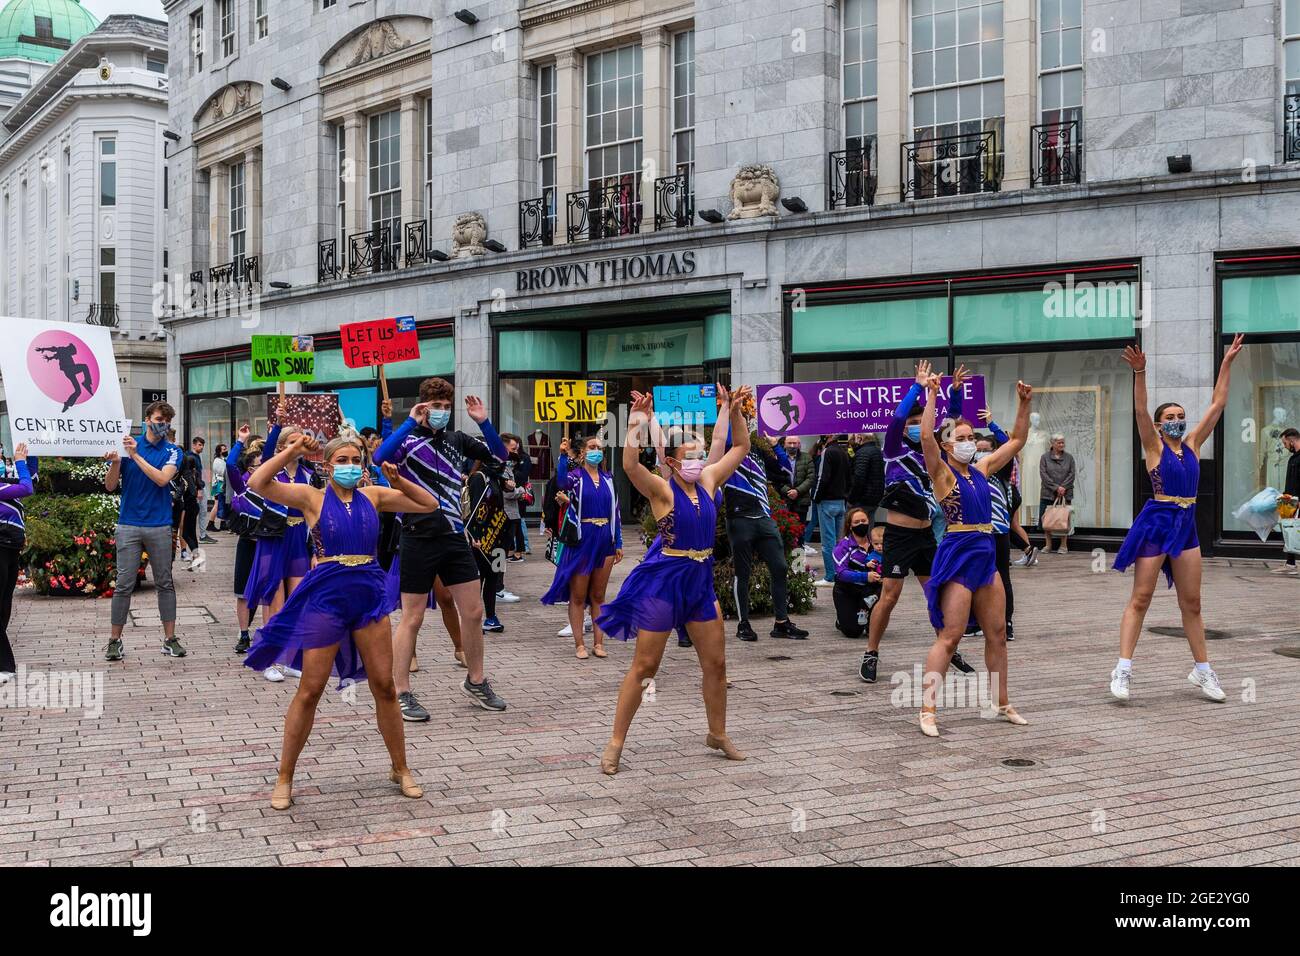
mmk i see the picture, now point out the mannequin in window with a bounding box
[1020,411,1049,522]
[528,428,551,481]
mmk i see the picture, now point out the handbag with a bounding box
[1041,494,1074,535]
[545,534,565,567]
[251,508,288,539]
[1281,518,1300,556]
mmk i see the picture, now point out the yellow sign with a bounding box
[534,380,607,423]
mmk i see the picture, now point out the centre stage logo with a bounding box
[27,329,101,413]
[759,386,806,435]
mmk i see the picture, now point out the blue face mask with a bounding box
[427,409,451,431]
[147,422,169,439]
[1161,419,1187,440]
[332,464,364,488]
[585,450,604,466]
[906,425,922,443]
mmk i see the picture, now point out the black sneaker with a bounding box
[736,621,758,642]
[398,691,431,722]
[162,637,187,658]
[859,650,879,683]
[771,620,809,640]
[235,632,251,654]
[105,638,124,662]
[1005,621,1015,642]
[949,650,975,674]
[461,677,507,711]
[677,631,692,648]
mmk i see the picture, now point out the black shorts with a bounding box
[1009,483,1022,515]
[399,531,480,593]
[881,523,937,579]
[233,534,257,595]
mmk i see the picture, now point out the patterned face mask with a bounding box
[1161,419,1187,440]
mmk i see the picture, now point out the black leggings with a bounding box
[726,515,789,622]
[474,549,501,618]
[180,495,200,551]
[995,532,1014,623]
[0,546,19,672]
[832,579,880,638]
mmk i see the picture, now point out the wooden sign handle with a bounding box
[378,365,390,404]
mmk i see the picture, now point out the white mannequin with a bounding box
[1021,411,1049,522]
[1262,406,1288,489]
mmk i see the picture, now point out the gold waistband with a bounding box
[317,554,375,567]
[582,518,609,526]
[662,547,713,562]
[946,523,994,533]
[1154,494,1197,508]
[286,517,305,526]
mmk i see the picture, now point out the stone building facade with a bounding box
[162,0,1300,554]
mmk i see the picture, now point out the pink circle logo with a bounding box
[759,386,806,435]
[27,330,101,411]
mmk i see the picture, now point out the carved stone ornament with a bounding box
[451,213,488,258]
[207,82,259,124]
[728,163,780,219]
[348,20,410,67]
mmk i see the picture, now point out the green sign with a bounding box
[251,335,315,382]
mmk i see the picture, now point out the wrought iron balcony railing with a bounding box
[1031,119,1083,187]
[85,303,120,327]
[653,171,693,230]
[191,256,260,306]
[828,139,878,209]
[347,225,396,278]
[901,129,1001,201]
[1286,93,1300,164]
[567,176,641,243]
[318,238,340,282]
[519,190,556,249]
[403,220,429,267]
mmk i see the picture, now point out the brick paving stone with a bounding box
[2,534,1297,866]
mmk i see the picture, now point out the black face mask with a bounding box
[851,525,870,538]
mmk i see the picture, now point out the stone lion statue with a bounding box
[451,212,488,258]
[728,163,781,219]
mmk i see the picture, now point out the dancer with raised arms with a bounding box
[1109,335,1244,703]
[917,375,1034,738]
[596,384,752,775]
[242,430,437,810]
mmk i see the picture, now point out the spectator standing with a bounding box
[1039,434,1076,554]
[783,436,816,554]
[1275,427,1300,574]
[812,435,851,586]
[848,433,885,526]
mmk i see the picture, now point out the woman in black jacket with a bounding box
[848,434,885,523]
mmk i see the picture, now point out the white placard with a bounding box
[0,317,131,457]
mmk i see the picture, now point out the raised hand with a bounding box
[977,407,993,424]
[629,390,654,419]
[715,382,731,407]
[465,395,488,424]
[915,360,933,386]
[1016,380,1033,402]
[13,443,27,461]
[731,384,754,408]
[381,399,393,419]
[409,401,431,425]
[558,437,570,456]
[104,450,120,463]
[285,432,318,457]
[925,373,942,394]
[1121,345,1146,372]
[1222,333,1244,366]
[381,462,401,485]
[951,364,970,394]
[237,422,251,442]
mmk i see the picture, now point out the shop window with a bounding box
[587,322,704,372]
[792,297,948,354]
[954,284,1135,346]
[498,330,582,373]
[1221,341,1300,530]
[704,312,731,363]
[1222,274,1300,334]
[314,349,378,384]
[187,362,232,395]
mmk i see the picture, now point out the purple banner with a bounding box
[756,376,987,438]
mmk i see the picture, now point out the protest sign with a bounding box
[756,376,987,437]
[340,316,420,369]
[653,384,718,426]
[534,380,607,424]
[252,335,315,382]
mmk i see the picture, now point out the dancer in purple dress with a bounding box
[1110,335,1244,704]
[225,424,266,654]
[541,434,624,659]
[596,384,753,775]
[242,411,314,619]
[918,374,1034,738]
[243,430,437,810]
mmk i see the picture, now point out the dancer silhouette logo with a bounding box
[28,330,101,412]
[759,386,806,435]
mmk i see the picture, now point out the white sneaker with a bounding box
[801,545,817,555]
[179,549,191,561]
[1109,667,1131,701]
[814,579,835,588]
[1188,667,1226,702]
[263,666,285,683]
[584,613,593,633]
[496,590,521,603]
[558,623,574,637]
[1270,563,1299,574]
[280,665,302,679]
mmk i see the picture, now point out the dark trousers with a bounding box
[180,494,200,551]
[995,531,1014,624]
[832,579,881,638]
[475,548,501,618]
[504,518,524,553]
[727,514,789,622]
[0,546,18,672]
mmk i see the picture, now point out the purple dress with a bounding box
[597,478,719,639]
[541,464,622,606]
[924,464,998,630]
[1114,442,1200,588]
[242,464,313,611]
[244,486,390,687]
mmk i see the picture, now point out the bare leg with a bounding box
[276,643,337,784]
[236,597,251,631]
[568,573,591,651]
[866,576,903,653]
[609,629,670,747]
[1168,547,1208,664]
[446,579,486,684]
[921,583,973,716]
[587,556,616,650]
[972,576,1010,708]
[286,575,304,595]
[434,578,462,653]
[685,616,728,737]
[1118,555,1164,660]
[352,616,410,773]
[393,593,427,695]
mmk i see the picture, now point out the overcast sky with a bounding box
[81,0,167,23]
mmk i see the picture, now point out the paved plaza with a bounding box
[1,534,1298,867]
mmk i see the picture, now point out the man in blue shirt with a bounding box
[104,400,184,661]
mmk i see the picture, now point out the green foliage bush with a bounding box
[20,461,127,596]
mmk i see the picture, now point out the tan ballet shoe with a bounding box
[919,712,940,737]
[994,704,1028,726]
[270,780,294,811]
[591,643,607,659]
[576,644,589,660]
[600,741,623,775]
[705,733,747,761]
[409,655,420,673]
[453,650,466,669]
[389,768,424,799]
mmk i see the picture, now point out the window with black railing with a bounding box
[567,175,641,243]
[654,171,692,230]
[403,220,429,267]
[1286,93,1300,164]
[519,189,555,249]
[348,224,396,277]
[85,303,120,327]
[1031,118,1082,186]
[828,137,878,209]
[902,128,1001,200]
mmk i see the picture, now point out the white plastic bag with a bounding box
[1232,487,1280,542]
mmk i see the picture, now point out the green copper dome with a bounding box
[0,0,98,64]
